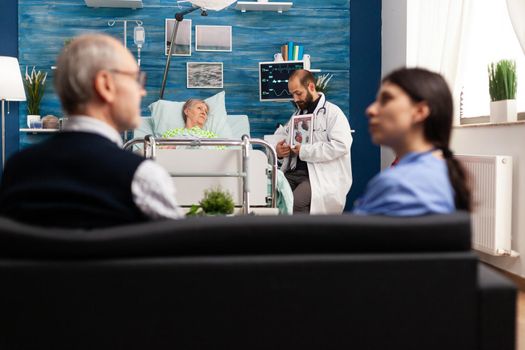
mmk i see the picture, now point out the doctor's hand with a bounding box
[291,144,301,155]
[276,140,291,158]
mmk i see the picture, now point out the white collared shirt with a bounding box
[63,116,124,147]
[64,116,184,220]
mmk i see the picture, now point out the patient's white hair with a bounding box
[54,34,122,115]
[182,99,208,124]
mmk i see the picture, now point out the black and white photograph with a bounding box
[289,114,314,147]
[195,25,232,52]
[187,62,224,88]
[165,19,192,56]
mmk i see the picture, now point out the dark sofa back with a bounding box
[0,212,471,258]
[0,213,478,350]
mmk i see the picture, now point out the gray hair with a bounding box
[182,99,208,124]
[54,34,122,115]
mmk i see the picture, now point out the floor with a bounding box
[489,265,525,349]
[519,292,524,350]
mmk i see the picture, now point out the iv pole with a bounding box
[108,19,144,142]
[108,19,144,49]
[160,6,206,99]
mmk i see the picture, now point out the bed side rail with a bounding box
[123,135,278,214]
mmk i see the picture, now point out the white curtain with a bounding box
[506,0,525,55]
[406,0,475,124]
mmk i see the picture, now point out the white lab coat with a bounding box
[276,93,353,214]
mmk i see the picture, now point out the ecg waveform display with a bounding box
[259,61,304,101]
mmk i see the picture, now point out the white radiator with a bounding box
[456,155,517,257]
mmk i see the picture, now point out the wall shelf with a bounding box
[84,0,143,9]
[235,1,293,13]
[20,128,60,134]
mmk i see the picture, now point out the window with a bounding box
[459,1,525,118]
[405,0,525,120]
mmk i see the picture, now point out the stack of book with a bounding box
[281,41,304,61]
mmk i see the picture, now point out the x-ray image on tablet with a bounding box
[290,114,313,147]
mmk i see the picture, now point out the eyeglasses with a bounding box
[109,69,147,88]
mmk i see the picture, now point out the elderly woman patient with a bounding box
[162,99,219,139]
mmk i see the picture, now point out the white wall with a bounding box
[451,123,525,278]
[381,0,408,76]
[380,0,408,169]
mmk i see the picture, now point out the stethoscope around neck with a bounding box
[290,99,329,133]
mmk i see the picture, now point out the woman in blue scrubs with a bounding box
[354,68,471,216]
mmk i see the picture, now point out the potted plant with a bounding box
[315,73,333,95]
[488,59,517,123]
[187,187,235,216]
[24,66,47,128]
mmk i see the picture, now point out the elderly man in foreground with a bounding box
[0,34,184,228]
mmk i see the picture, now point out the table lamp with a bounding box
[0,57,26,168]
[159,0,237,98]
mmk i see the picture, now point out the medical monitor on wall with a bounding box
[259,61,304,102]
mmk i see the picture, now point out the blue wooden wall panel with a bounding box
[346,0,381,209]
[18,0,350,145]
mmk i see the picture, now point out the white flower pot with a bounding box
[490,99,517,123]
[27,114,42,128]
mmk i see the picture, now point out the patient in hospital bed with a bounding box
[162,98,219,140]
[133,92,294,215]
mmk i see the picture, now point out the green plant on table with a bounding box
[488,59,517,102]
[187,187,235,216]
[24,66,47,115]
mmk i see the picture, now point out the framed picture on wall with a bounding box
[165,19,192,56]
[195,25,232,52]
[187,62,224,89]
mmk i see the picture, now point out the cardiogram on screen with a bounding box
[259,61,304,102]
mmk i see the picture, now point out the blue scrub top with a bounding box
[353,151,455,216]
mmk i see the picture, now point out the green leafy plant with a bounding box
[315,73,334,94]
[187,187,235,216]
[488,59,517,102]
[24,66,47,115]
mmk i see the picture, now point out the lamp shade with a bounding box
[187,0,237,11]
[0,56,26,101]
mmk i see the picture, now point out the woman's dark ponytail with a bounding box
[383,68,472,211]
[439,146,471,211]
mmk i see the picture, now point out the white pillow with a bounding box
[147,91,233,138]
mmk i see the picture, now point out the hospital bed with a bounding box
[135,114,251,141]
[124,134,279,215]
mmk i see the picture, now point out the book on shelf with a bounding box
[288,41,294,60]
[279,43,305,62]
[281,44,288,61]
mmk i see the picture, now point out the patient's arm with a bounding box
[131,160,185,219]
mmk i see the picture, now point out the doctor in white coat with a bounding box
[275,70,353,214]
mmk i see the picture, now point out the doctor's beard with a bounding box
[294,90,314,111]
